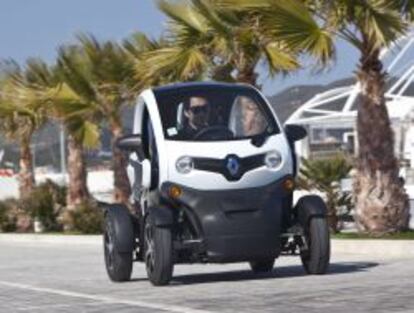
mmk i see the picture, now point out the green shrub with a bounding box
[20,180,67,232]
[0,198,33,233]
[0,198,20,232]
[1,181,104,234]
[68,201,103,234]
[299,155,353,233]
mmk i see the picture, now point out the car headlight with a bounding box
[176,156,194,174]
[265,150,282,169]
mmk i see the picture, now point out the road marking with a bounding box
[0,281,213,313]
[16,302,104,311]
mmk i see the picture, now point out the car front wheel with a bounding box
[144,215,174,286]
[104,214,133,282]
[300,217,330,274]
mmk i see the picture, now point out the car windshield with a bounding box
[153,84,279,141]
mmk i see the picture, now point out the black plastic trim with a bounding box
[160,176,294,262]
[193,153,266,181]
[148,206,175,227]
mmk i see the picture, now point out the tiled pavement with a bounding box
[0,240,413,313]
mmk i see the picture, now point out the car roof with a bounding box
[152,81,256,94]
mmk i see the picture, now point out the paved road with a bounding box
[0,240,413,313]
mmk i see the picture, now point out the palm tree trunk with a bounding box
[66,134,89,209]
[236,68,259,88]
[326,193,339,233]
[110,119,131,205]
[353,47,410,234]
[211,64,235,83]
[18,136,35,197]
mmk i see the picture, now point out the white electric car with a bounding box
[103,82,330,286]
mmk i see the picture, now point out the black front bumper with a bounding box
[161,176,293,262]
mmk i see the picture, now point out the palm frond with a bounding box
[158,0,210,35]
[259,0,335,65]
[400,0,414,20]
[57,45,96,103]
[24,58,57,88]
[123,32,164,59]
[139,46,209,82]
[212,0,272,9]
[0,60,51,141]
[358,0,408,49]
[192,0,234,37]
[48,83,93,116]
[263,43,300,74]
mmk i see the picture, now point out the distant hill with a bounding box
[0,77,355,169]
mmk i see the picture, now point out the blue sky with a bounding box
[0,0,359,95]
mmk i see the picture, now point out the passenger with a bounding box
[239,96,266,136]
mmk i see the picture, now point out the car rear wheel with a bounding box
[249,259,275,273]
[144,215,174,286]
[104,214,133,282]
[301,217,330,274]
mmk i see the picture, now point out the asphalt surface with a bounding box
[0,239,413,313]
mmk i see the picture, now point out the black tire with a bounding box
[103,214,133,282]
[249,259,275,273]
[301,217,330,274]
[144,215,174,286]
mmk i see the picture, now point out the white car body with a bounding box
[128,83,294,192]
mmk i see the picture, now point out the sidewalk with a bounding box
[1,234,413,259]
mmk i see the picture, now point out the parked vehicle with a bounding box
[103,82,330,286]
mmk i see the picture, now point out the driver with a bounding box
[180,96,211,139]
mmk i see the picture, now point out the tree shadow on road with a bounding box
[170,261,379,286]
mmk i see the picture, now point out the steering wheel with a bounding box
[193,126,234,141]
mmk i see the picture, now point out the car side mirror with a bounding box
[116,134,145,161]
[284,124,307,142]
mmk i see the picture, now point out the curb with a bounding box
[0,234,101,245]
[1,234,414,259]
[331,239,414,259]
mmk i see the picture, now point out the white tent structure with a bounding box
[286,31,414,168]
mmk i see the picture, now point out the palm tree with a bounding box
[0,59,52,196]
[51,44,107,210]
[49,80,100,210]
[217,0,412,234]
[138,0,300,88]
[56,36,137,205]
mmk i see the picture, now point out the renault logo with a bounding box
[226,156,240,177]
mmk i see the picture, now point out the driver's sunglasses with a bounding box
[189,105,209,114]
